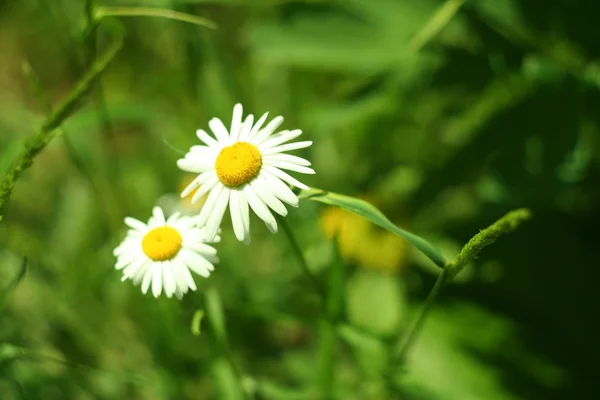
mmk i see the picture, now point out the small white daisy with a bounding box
[177,103,314,243]
[114,206,219,299]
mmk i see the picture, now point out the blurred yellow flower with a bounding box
[320,205,408,272]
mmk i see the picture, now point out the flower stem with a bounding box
[0,35,123,218]
[395,267,448,362]
[278,215,325,300]
[95,6,217,29]
[204,288,249,400]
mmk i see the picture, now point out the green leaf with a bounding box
[337,324,389,377]
[300,188,446,268]
[0,257,27,308]
[346,269,406,337]
[205,288,227,343]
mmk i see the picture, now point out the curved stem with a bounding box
[277,215,325,300]
[95,6,217,29]
[395,267,448,362]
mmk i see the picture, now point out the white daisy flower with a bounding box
[114,206,219,299]
[177,103,314,243]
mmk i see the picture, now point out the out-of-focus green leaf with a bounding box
[212,358,246,400]
[346,269,405,337]
[337,324,389,377]
[0,256,27,308]
[397,303,565,399]
[301,188,447,268]
[205,288,227,343]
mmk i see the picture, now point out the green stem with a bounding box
[95,6,217,29]
[395,267,448,362]
[278,215,325,299]
[0,36,123,217]
[316,238,344,399]
[204,289,249,400]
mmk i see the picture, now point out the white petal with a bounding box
[133,261,151,285]
[174,257,197,291]
[237,114,255,142]
[183,240,218,257]
[152,207,166,225]
[209,117,231,144]
[152,264,163,297]
[247,112,269,141]
[263,165,310,190]
[263,153,311,167]
[192,173,219,204]
[173,217,197,231]
[206,188,230,241]
[121,257,145,280]
[167,212,181,225]
[177,158,213,173]
[197,183,225,228]
[115,250,139,270]
[229,103,243,142]
[244,185,277,233]
[262,170,299,207]
[141,265,155,294]
[250,177,288,217]
[261,141,312,155]
[265,160,315,175]
[180,172,212,198]
[196,129,220,149]
[259,129,302,150]
[124,217,147,232]
[180,249,213,277]
[252,116,284,145]
[162,262,177,298]
[238,190,250,244]
[229,189,246,242]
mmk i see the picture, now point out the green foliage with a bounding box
[0,0,596,398]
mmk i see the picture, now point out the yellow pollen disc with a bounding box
[215,142,262,187]
[142,226,183,261]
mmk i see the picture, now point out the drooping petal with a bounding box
[261,170,299,207]
[205,188,230,241]
[250,177,288,217]
[162,262,177,298]
[229,189,246,242]
[197,182,225,228]
[152,264,163,297]
[244,185,278,233]
[191,173,219,203]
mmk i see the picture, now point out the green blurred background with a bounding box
[1,0,599,399]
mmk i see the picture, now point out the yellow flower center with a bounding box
[142,226,183,261]
[215,142,262,187]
